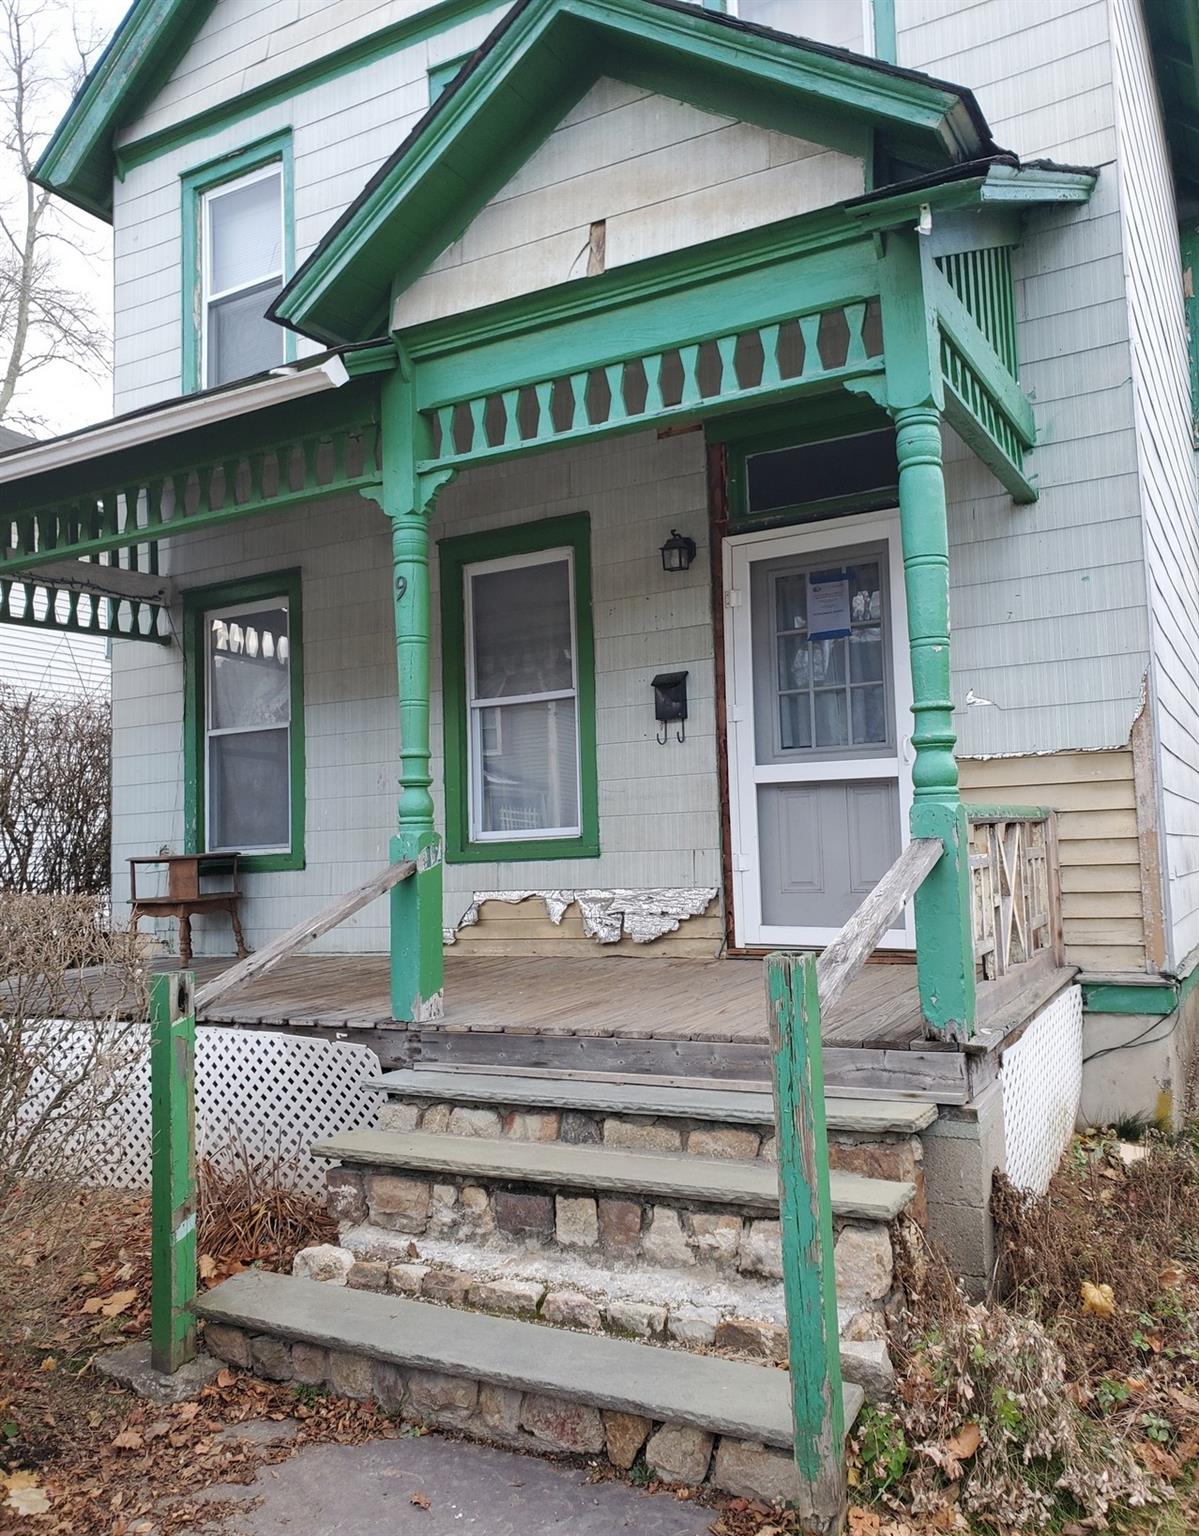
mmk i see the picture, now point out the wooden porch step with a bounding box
[367,1064,938,1136]
[313,1129,915,1222]
[198,1269,865,1468]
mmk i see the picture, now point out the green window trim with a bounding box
[440,513,599,865]
[180,129,296,395]
[183,568,306,874]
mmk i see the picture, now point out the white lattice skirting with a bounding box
[1000,984,1084,1195]
[38,1026,379,1196]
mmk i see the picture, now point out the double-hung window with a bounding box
[441,515,598,862]
[200,163,286,388]
[185,572,305,872]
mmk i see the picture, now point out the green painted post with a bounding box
[149,970,197,1375]
[879,231,976,1041]
[893,406,976,1039]
[380,362,448,1024]
[766,952,846,1536]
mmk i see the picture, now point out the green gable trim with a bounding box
[32,0,206,220]
[439,513,599,865]
[115,0,506,185]
[429,52,474,102]
[275,0,996,347]
[183,568,306,875]
[180,131,296,396]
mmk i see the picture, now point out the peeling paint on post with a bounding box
[766,951,846,1535]
[150,970,197,1375]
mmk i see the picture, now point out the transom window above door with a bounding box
[200,164,285,388]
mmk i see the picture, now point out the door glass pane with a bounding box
[779,693,812,750]
[210,171,282,293]
[777,635,811,691]
[210,728,290,849]
[814,690,849,748]
[849,625,883,682]
[851,685,887,744]
[478,698,578,833]
[208,602,290,730]
[207,279,285,387]
[774,574,807,632]
[471,557,573,698]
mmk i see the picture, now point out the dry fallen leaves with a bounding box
[1080,1281,1115,1318]
[943,1423,981,1462]
[410,1490,432,1510]
[2,1471,52,1516]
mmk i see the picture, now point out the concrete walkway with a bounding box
[197,1430,718,1534]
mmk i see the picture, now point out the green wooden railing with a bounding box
[418,300,885,472]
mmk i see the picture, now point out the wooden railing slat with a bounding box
[194,859,416,1013]
[815,837,942,1015]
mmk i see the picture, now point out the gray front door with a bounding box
[726,522,911,946]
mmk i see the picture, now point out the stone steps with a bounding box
[198,1268,865,1503]
[368,1065,938,1137]
[300,1229,895,1398]
[314,1129,914,1223]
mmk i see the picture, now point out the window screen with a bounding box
[465,551,580,840]
[205,597,292,852]
[201,166,285,388]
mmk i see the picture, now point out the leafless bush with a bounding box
[0,681,111,894]
[0,894,145,1258]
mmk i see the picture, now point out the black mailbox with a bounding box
[652,670,688,743]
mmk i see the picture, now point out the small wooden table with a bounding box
[129,853,249,966]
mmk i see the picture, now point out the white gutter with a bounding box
[0,355,350,489]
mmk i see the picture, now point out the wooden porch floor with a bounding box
[73,950,927,1049]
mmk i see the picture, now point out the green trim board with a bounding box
[272,0,998,347]
[183,568,306,874]
[439,513,599,864]
[180,131,296,395]
[871,0,897,65]
[1145,0,1199,201]
[429,51,474,101]
[1082,962,1199,1017]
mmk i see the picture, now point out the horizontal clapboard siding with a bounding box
[1108,0,1199,970]
[958,750,1146,974]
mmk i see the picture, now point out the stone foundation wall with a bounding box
[202,1318,822,1504]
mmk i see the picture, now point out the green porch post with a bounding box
[380,363,448,1024]
[879,233,976,1040]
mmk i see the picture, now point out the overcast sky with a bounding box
[4,0,130,437]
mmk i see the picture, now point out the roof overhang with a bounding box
[273,0,1004,348]
[31,0,209,222]
[1145,0,1199,206]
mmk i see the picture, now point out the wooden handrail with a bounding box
[814,837,942,1015]
[193,859,416,1012]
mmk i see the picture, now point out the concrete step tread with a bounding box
[198,1269,864,1450]
[313,1129,915,1222]
[367,1067,937,1136]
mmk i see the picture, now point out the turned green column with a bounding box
[879,232,976,1040]
[381,363,447,1024]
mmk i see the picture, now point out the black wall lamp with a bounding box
[659,529,697,573]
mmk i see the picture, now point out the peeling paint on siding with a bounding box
[446,888,718,945]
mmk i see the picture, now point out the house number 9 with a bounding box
[395,575,408,599]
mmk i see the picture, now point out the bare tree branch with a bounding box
[0,0,110,427]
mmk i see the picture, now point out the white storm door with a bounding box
[725,512,915,949]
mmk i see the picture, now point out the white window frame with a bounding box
[463,546,582,843]
[724,0,875,54]
[199,162,285,390]
[204,593,292,855]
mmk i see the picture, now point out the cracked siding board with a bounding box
[451,896,724,957]
[1108,0,1199,969]
[959,750,1147,973]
